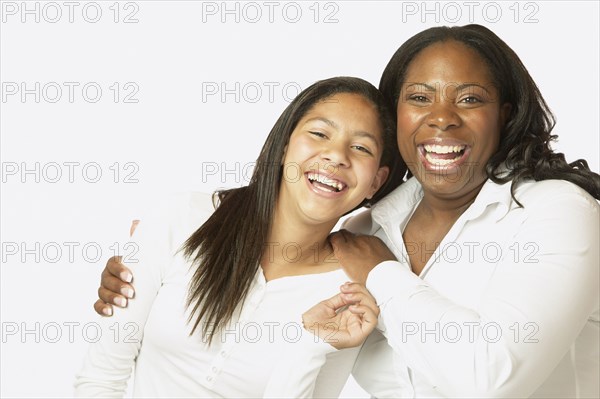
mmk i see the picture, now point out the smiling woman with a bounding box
[305,24,600,398]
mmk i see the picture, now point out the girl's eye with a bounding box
[352,145,373,155]
[309,131,327,138]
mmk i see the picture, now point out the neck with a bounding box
[419,179,485,221]
[262,202,337,267]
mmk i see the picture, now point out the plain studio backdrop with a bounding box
[1,1,598,397]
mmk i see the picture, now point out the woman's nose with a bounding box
[426,102,462,131]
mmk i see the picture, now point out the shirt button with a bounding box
[206,376,212,382]
[212,367,218,373]
[220,351,227,357]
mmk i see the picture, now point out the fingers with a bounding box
[101,266,135,299]
[341,293,379,316]
[329,230,357,249]
[129,219,140,237]
[93,299,114,316]
[340,281,369,294]
[348,304,379,333]
[321,293,349,311]
[98,286,129,308]
[340,282,379,315]
[106,256,133,283]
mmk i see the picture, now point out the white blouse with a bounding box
[348,177,599,398]
[74,192,360,398]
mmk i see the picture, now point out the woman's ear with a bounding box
[366,166,389,200]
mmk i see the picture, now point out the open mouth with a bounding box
[419,143,470,169]
[306,172,347,194]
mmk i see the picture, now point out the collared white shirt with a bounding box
[74,192,359,398]
[348,177,599,398]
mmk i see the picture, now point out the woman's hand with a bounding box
[302,282,380,349]
[93,256,135,316]
[93,220,138,316]
[329,229,396,284]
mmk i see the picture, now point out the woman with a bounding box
[307,25,600,398]
[74,76,405,397]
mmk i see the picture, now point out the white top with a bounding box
[347,177,599,398]
[74,192,360,398]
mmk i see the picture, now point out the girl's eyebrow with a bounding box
[352,131,380,147]
[305,117,380,146]
[305,117,338,129]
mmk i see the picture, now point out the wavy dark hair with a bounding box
[183,77,405,343]
[379,24,600,202]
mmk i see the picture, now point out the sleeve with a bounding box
[262,317,359,399]
[312,347,361,399]
[73,215,174,397]
[366,187,600,397]
[352,330,403,398]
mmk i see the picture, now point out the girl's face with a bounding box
[396,40,511,200]
[279,92,389,224]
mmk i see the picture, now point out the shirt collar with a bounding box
[371,176,514,230]
[371,177,423,228]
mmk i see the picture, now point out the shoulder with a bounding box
[132,191,216,251]
[341,209,376,234]
[514,179,599,211]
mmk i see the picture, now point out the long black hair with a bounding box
[183,77,405,343]
[379,24,600,202]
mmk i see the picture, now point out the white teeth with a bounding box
[425,153,462,166]
[307,172,344,191]
[424,144,465,154]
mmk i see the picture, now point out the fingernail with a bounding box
[115,297,127,307]
[122,287,134,299]
[102,307,113,316]
[121,272,133,283]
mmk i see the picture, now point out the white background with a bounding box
[1,1,598,397]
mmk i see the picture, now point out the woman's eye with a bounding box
[408,95,429,103]
[460,96,482,104]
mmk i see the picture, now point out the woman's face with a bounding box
[279,92,389,224]
[396,40,511,200]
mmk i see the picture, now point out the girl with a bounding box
[74,76,404,397]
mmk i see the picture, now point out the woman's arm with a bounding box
[74,217,172,397]
[364,182,599,397]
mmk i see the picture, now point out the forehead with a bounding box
[299,92,384,139]
[301,92,380,124]
[310,92,374,112]
[405,40,494,83]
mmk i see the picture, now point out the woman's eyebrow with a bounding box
[405,82,436,91]
[454,83,491,94]
[404,82,491,94]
